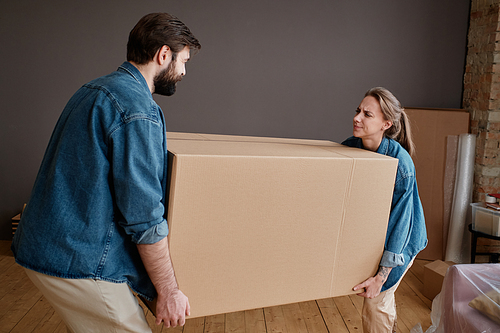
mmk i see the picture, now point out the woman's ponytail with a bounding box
[396,109,415,157]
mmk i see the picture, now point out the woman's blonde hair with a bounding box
[365,87,415,156]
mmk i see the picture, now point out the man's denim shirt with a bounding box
[12,62,168,300]
[342,136,428,291]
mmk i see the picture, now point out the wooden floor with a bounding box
[0,240,434,332]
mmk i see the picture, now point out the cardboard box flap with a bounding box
[167,132,208,141]
[321,144,398,160]
[168,131,341,147]
[167,139,350,159]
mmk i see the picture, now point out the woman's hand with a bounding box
[353,266,392,299]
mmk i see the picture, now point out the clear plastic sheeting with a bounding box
[443,135,459,257]
[412,264,500,333]
[445,133,475,263]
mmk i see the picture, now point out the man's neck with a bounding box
[129,61,155,94]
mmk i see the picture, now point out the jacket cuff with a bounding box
[380,250,405,267]
[135,220,169,244]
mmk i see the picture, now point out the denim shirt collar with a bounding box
[117,61,152,98]
[376,136,390,156]
[351,136,390,155]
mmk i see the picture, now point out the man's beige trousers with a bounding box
[24,268,152,333]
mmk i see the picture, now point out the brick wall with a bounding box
[463,0,500,202]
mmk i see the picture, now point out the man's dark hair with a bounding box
[127,13,201,65]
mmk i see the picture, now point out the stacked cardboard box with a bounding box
[423,260,455,300]
[165,132,398,318]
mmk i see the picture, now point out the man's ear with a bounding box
[156,45,172,65]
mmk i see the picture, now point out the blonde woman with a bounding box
[342,87,427,333]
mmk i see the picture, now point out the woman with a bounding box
[342,87,427,333]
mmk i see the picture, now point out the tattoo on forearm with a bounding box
[377,266,390,282]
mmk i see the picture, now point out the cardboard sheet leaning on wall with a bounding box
[405,108,470,261]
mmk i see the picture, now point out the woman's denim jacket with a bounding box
[342,136,428,291]
[12,62,169,300]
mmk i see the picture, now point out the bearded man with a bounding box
[12,13,200,332]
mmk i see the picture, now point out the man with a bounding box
[11,13,201,332]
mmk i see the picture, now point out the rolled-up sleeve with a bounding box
[380,249,405,267]
[135,220,169,244]
[381,175,415,267]
[109,116,168,244]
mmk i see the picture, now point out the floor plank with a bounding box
[0,283,43,333]
[0,252,15,277]
[184,317,205,333]
[244,309,266,333]
[144,308,163,333]
[0,240,433,333]
[281,302,308,333]
[225,311,245,333]
[9,297,53,333]
[204,314,225,333]
[298,301,328,333]
[0,258,24,301]
[316,297,349,333]
[53,321,68,333]
[32,309,64,333]
[263,305,288,333]
[348,294,363,315]
[165,324,184,333]
[410,258,428,283]
[333,296,363,332]
[396,280,432,331]
[0,272,36,320]
[402,269,432,308]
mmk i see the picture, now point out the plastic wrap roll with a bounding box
[445,133,475,263]
[442,135,459,257]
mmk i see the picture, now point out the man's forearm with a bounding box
[137,236,190,327]
[137,236,178,296]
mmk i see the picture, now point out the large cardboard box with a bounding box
[165,132,398,318]
[423,260,455,300]
[405,108,470,260]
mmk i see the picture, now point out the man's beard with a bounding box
[153,62,182,96]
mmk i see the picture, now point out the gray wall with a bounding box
[0,0,470,240]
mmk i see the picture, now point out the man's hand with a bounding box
[155,289,190,327]
[353,266,392,299]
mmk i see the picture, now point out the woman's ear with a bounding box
[383,120,393,131]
